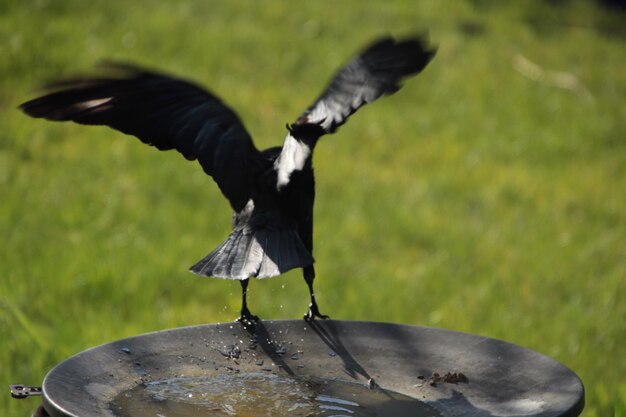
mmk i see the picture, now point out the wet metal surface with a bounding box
[40,320,584,417]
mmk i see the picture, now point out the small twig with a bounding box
[513,54,593,103]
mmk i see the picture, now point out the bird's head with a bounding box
[285,122,325,148]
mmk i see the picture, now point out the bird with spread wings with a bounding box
[20,36,436,325]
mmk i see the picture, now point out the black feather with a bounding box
[294,36,437,135]
[19,63,259,212]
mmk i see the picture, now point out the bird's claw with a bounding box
[237,308,259,329]
[304,303,330,321]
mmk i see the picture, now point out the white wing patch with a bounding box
[71,97,113,112]
[274,133,311,189]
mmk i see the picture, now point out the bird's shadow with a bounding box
[242,320,295,376]
[306,319,375,382]
[243,319,376,384]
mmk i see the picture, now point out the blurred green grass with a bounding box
[1,0,624,416]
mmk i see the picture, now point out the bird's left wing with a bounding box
[19,62,260,212]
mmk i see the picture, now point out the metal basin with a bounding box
[40,320,584,417]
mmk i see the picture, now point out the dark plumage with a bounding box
[20,36,436,323]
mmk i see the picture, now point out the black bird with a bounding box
[20,36,436,323]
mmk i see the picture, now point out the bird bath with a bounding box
[28,320,583,416]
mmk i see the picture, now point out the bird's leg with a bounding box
[237,279,259,327]
[303,266,329,321]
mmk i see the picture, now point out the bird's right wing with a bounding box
[293,36,436,135]
[20,62,261,212]
[274,36,436,189]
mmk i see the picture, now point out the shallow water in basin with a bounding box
[110,372,441,417]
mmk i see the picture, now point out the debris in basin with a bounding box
[422,372,469,387]
[367,378,377,389]
[218,345,241,359]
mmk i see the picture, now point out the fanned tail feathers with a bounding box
[190,228,314,280]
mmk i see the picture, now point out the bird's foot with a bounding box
[304,302,330,321]
[237,308,259,330]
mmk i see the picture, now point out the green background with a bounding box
[1,1,624,416]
